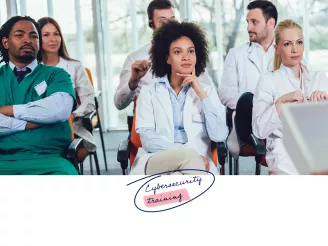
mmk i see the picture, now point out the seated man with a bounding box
[0,16,77,175]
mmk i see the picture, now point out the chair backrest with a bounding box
[85,67,94,88]
[129,98,218,167]
[226,107,234,133]
[68,115,74,140]
[211,142,218,166]
[84,67,99,128]
[129,98,142,166]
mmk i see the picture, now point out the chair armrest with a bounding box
[216,141,227,166]
[66,138,83,167]
[82,110,97,132]
[117,139,130,170]
[94,91,101,110]
[226,107,234,131]
[250,133,266,156]
[94,90,101,98]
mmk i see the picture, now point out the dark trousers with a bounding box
[234,92,254,145]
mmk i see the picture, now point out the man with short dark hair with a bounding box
[114,0,214,110]
[219,0,278,157]
[0,16,77,175]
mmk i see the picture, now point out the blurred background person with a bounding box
[38,17,96,161]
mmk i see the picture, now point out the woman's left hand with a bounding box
[177,68,207,100]
[310,90,328,102]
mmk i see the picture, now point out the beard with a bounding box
[249,26,270,43]
[17,51,37,63]
[249,32,262,43]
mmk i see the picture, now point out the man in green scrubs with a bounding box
[0,16,78,175]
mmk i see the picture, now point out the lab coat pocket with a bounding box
[34,81,48,96]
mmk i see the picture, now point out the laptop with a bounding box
[281,101,328,174]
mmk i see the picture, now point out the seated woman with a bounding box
[129,21,228,175]
[252,19,328,175]
[37,17,96,161]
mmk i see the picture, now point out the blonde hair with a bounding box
[273,19,303,71]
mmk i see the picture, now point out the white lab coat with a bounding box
[114,43,215,110]
[252,63,328,174]
[56,57,97,152]
[219,42,275,157]
[129,80,228,175]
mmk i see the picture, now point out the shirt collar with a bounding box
[56,56,66,67]
[280,59,308,79]
[156,75,191,92]
[9,59,38,72]
[250,41,275,53]
[156,75,170,90]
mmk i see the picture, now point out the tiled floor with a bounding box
[82,130,269,175]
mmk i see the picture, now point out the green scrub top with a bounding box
[0,63,78,175]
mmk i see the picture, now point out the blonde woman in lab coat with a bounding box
[129,21,228,175]
[252,19,328,174]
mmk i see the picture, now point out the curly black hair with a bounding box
[0,16,42,64]
[150,20,209,78]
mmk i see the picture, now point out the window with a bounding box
[220,0,248,59]
[107,0,132,129]
[80,0,97,87]
[277,0,304,23]
[25,0,48,20]
[308,0,328,71]
[53,0,77,59]
[136,0,153,49]
[0,0,7,26]
[192,0,222,90]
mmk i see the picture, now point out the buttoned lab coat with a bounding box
[129,81,228,175]
[252,64,328,174]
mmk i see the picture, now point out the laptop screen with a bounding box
[283,102,328,173]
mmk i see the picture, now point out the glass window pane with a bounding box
[136,0,153,48]
[192,0,222,90]
[80,0,97,88]
[308,0,328,71]
[25,0,48,20]
[0,0,7,26]
[53,0,77,59]
[277,0,303,22]
[108,0,131,129]
[220,0,248,57]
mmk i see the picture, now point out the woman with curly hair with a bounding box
[129,21,228,175]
